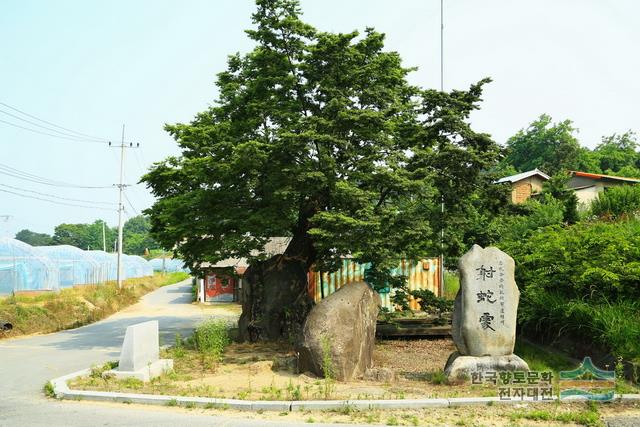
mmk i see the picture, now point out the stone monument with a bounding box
[105,320,173,382]
[444,245,529,379]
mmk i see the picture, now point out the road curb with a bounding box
[50,370,640,411]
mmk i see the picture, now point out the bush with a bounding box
[499,218,640,361]
[493,197,565,243]
[194,319,230,361]
[499,219,640,301]
[591,185,640,219]
[410,289,453,315]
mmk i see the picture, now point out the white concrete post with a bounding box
[199,278,205,303]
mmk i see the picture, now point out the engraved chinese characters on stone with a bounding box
[452,245,520,357]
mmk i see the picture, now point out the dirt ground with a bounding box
[73,338,502,400]
[69,337,640,425]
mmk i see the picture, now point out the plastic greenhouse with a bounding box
[150,257,189,273]
[86,250,118,282]
[0,238,59,294]
[122,255,154,279]
[0,239,155,294]
[37,245,101,287]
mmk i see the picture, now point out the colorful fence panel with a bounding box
[308,258,441,311]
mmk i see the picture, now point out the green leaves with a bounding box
[143,0,502,278]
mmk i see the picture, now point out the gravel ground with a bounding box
[374,337,457,376]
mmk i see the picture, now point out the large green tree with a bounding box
[592,131,640,177]
[503,114,582,175]
[143,0,502,342]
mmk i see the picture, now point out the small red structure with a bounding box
[204,272,236,302]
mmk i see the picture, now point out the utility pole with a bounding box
[109,124,139,289]
[102,221,106,252]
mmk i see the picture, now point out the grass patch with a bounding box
[443,271,460,300]
[0,272,189,339]
[195,319,230,359]
[508,403,603,427]
[43,381,55,398]
[515,339,575,373]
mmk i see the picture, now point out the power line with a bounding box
[123,191,139,216]
[0,109,106,142]
[0,187,116,211]
[0,118,108,144]
[0,162,113,189]
[0,101,110,142]
[0,183,116,206]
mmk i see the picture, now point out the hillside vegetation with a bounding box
[0,272,189,339]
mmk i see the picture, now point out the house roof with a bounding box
[198,237,291,270]
[495,169,550,184]
[569,171,640,184]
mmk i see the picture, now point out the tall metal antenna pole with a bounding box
[116,124,125,289]
[440,0,444,92]
[439,0,446,296]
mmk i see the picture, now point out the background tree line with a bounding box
[499,113,640,178]
[14,215,160,256]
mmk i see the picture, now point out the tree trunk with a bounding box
[238,232,316,343]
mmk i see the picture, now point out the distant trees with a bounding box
[586,132,640,177]
[502,115,640,179]
[14,215,160,255]
[122,215,158,255]
[52,220,114,250]
[502,114,582,175]
[14,229,53,246]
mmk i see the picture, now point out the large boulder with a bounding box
[297,281,381,381]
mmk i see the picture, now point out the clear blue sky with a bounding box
[1,0,638,236]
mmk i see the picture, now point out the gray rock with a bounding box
[364,367,396,382]
[297,281,380,381]
[452,245,519,357]
[444,352,529,379]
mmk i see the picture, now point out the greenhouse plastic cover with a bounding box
[0,238,59,294]
[0,238,156,294]
[150,257,189,273]
[37,245,102,287]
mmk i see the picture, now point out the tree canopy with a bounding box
[502,114,582,175]
[143,0,503,278]
[501,115,640,179]
[14,229,54,246]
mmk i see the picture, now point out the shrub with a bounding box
[194,319,230,361]
[591,185,640,219]
[498,217,640,362]
[410,289,453,316]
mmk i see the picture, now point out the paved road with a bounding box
[0,280,352,427]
